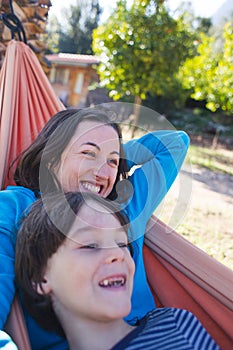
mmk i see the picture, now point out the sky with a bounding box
[50,0,227,22]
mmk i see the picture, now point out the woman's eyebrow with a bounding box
[110,151,120,156]
[81,142,100,151]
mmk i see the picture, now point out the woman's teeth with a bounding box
[83,182,100,193]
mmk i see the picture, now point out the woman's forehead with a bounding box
[75,120,119,140]
[62,120,120,154]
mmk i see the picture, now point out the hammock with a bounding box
[1,41,233,349]
[0,40,64,189]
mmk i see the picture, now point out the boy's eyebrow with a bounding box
[68,226,127,240]
[81,142,120,156]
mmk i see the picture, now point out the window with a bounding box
[74,73,84,94]
[50,68,70,85]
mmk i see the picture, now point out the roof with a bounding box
[46,53,100,67]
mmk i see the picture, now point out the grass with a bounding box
[177,213,233,270]
[155,168,233,270]
[188,145,233,175]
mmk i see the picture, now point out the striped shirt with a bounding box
[111,308,219,350]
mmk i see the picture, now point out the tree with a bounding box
[93,0,196,132]
[194,17,212,34]
[209,22,233,113]
[179,22,233,114]
[44,15,60,54]
[47,0,102,54]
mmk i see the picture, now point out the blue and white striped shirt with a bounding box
[112,308,219,350]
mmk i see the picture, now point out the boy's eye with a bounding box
[80,243,98,249]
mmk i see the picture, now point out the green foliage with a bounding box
[92,0,196,104]
[179,22,233,114]
[194,17,212,34]
[44,15,60,53]
[212,23,233,113]
[47,0,102,54]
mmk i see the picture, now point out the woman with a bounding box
[15,192,219,350]
[0,106,189,349]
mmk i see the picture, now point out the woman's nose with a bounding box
[93,162,109,179]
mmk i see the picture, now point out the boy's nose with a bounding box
[104,246,125,264]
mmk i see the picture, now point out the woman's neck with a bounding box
[63,317,134,350]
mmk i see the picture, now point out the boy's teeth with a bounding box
[99,277,125,287]
[83,182,100,193]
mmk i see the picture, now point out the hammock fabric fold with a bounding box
[0,40,64,189]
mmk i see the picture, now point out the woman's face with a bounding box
[54,120,120,197]
[42,201,135,323]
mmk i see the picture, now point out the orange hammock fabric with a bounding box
[144,218,233,349]
[0,40,64,189]
[5,296,31,350]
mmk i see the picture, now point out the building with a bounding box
[46,52,100,107]
[0,1,110,107]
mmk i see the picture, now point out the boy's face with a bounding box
[42,200,135,323]
[53,120,120,197]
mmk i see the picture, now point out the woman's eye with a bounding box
[108,158,119,167]
[82,151,96,157]
[117,242,128,248]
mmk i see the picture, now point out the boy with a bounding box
[15,192,219,350]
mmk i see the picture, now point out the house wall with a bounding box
[49,64,99,107]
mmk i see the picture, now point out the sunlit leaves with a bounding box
[179,22,233,114]
[93,0,195,104]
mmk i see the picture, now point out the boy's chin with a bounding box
[109,303,132,320]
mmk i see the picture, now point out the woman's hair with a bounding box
[15,191,130,337]
[13,107,128,199]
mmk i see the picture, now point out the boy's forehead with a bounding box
[69,201,125,234]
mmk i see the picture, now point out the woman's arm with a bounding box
[124,130,190,232]
[0,187,36,328]
[123,130,190,323]
[125,130,189,174]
